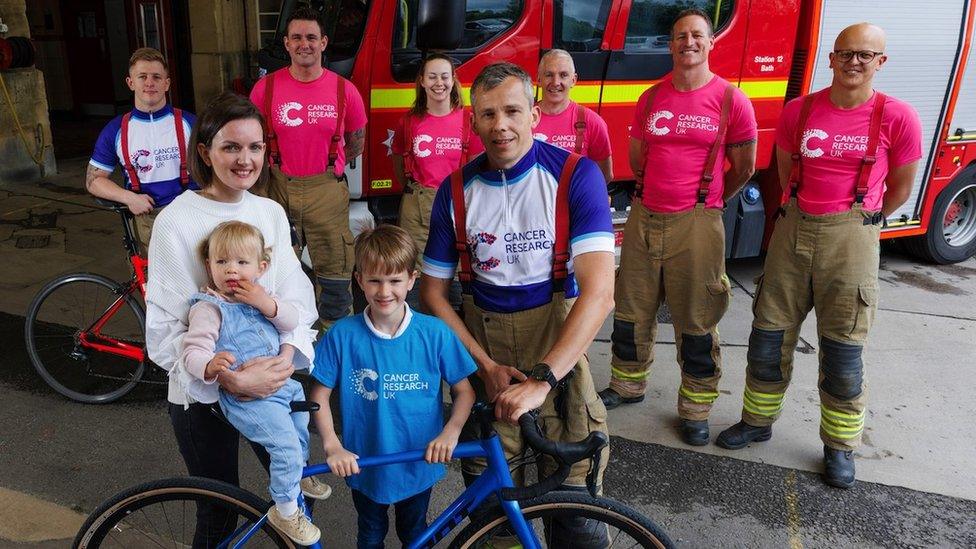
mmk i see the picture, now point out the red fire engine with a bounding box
[258,0,976,264]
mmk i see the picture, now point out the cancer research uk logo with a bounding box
[350,368,430,401]
[412,134,463,158]
[275,101,339,127]
[130,149,152,173]
[800,128,867,159]
[645,110,720,136]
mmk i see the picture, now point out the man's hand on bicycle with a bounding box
[124,192,155,216]
[325,441,360,477]
[204,351,235,380]
[494,379,551,425]
[479,360,527,402]
[218,346,295,400]
[230,280,277,318]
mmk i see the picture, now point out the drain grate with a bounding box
[16,234,51,249]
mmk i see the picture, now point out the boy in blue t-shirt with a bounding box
[310,224,476,548]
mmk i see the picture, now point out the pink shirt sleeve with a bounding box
[182,301,222,383]
[249,76,269,120]
[585,108,612,161]
[775,97,803,153]
[268,298,299,333]
[343,77,367,134]
[727,88,758,144]
[887,101,923,168]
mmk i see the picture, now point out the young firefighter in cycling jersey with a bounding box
[87,47,197,252]
[181,221,329,545]
[421,62,615,545]
[392,53,483,311]
[717,23,922,489]
[534,49,613,182]
[310,225,475,549]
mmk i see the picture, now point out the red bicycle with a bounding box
[24,198,165,403]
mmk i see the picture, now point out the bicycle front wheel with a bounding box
[74,476,294,548]
[450,491,674,549]
[25,273,145,404]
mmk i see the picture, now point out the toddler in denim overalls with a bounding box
[181,221,328,544]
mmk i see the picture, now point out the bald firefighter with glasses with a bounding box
[717,23,922,489]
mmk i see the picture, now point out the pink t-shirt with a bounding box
[392,109,484,189]
[776,89,923,215]
[250,69,367,177]
[630,76,757,212]
[533,101,612,161]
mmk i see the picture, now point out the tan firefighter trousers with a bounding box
[263,166,354,327]
[609,203,731,421]
[741,199,881,451]
[459,293,609,489]
[133,209,159,256]
[399,180,461,311]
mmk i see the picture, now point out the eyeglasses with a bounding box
[833,50,884,63]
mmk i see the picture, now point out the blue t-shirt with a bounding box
[312,310,476,504]
[90,104,198,207]
[421,140,615,313]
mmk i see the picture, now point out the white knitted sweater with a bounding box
[145,190,317,405]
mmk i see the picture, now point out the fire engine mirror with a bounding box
[416,0,464,51]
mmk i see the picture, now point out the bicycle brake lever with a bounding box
[586,448,602,498]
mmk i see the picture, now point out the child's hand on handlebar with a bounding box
[425,426,461,464]
[325,443,360,477]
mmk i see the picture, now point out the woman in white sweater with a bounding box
[145,92,319,546]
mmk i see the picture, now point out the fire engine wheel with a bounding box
[905,165,976,264]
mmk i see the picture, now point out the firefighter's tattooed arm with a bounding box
[722,139,757,201]
[344,128,365,162]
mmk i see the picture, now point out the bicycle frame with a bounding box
[226,433,542,549]
[75,206,148,362]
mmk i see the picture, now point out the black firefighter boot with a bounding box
[598,387,644,410]
[715,420,773,449]
[823,446,856,489]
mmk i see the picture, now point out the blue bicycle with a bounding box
[74,404,673,548]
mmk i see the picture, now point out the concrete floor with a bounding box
[1,158,974,547]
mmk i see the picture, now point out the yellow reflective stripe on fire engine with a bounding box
[743,387,785,417]
[370,79,788,110]
[611,366,649,381]
[947,132,976,142]
[679,386,719,404]
[820,406,865,439]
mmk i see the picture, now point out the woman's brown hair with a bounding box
[189,92,269,189]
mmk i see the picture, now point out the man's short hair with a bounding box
[285,4,325,37]
[354,224,418,275]
[671,8,715,38]
[128,47,168,72]
[471,62,534,109]
[538,49,576,76]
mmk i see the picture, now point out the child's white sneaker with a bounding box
[267,506,321,545]
[301,476,333,500]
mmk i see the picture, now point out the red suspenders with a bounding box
[789,90,887,205]
[573,103,586,154]
[450,153,581,289]
[262,69,347,170]
[120,108,189,192]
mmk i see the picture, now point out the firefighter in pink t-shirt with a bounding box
[391,53,482,311]
[717,23,922,489]
[533,50,613,182]
[249,6,368,329]
[600,9,758,447]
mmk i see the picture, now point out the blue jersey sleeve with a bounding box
[435,321,477,385]
[311,327,341,388]
[90,116,123,173]
[421,178,460,279]
[567,157,615,258]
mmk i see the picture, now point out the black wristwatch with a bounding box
[530,362,558,389]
